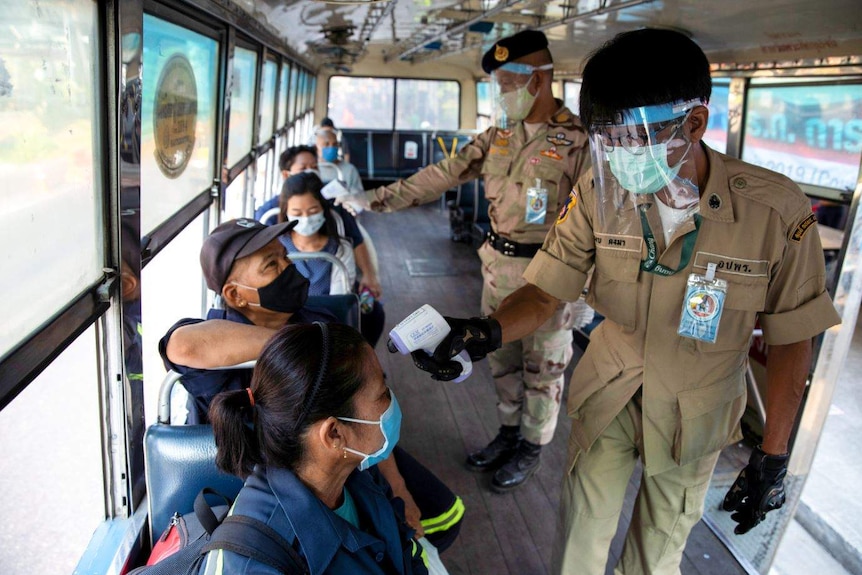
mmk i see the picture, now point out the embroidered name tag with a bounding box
[790,213,817,242]
[693,252,769,277]
[595,233,643,253]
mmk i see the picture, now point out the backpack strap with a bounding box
[202,515,309,575]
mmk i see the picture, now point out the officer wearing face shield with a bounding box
[411,29,840,574]
[337,29,593,493]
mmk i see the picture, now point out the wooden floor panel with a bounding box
[359,203,746,575]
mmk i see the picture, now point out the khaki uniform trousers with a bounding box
[479,242,575,446]
[553,397,720,575]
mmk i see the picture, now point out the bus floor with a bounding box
[359,202,746,575]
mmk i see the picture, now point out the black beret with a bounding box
[482,30,549,73]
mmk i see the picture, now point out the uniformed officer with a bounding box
[338,29,593,492]
[411,29,841,574]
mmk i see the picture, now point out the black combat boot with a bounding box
[490,440,542,493]
[465,425,522,471]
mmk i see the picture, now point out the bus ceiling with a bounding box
[240,0,862,75]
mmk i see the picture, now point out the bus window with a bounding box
[226,46,258,168]
[1,0,104,359]
[277,62,289,129]
[742,81,862,191]
[395,79,459,131]
[258,58,278,144]
[328,76,395,129]
[704,78,730,153]
[477,80,491,131]
[564,80,581,119]
[1,325,104,574]
[141,15,219,235]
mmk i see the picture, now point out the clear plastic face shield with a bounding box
[589,98,704,241]
[490,62,553,130]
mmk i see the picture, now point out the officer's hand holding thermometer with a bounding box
[387,304,502,382]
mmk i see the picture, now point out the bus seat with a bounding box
[307,294,360,329]
[449,180,477,243]
[144,365,254,543]
[259,207,280,226]
[355,221,379,275]
[471,179,490,246]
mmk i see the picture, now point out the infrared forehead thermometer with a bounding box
[387,304,473,383]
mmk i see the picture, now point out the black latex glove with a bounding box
[408,349,464,382]
[432,316,503,362]
[722,445,789,535]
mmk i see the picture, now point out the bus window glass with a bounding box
[288,66,299,122]
[223,169,247,220]
[141,15,218,235]
[704,79,730,153]
[0,0,104,358]
[477,80,491,131]
[395,79,460,130]
[328,76,395,129]
[0,326,104,574]
[258,59,277,144]
[564,81,581,118]
[226,47,258,167]
[253,152,273,211]
[277,63,289,128]
[142,213,207,426]
[742,83,862,191]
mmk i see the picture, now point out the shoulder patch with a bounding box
[790,213,817,242]
[557,188,577,225]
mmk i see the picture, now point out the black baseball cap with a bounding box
[200,218,296,292]
[482,30,549,73]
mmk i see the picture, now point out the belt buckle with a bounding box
[502,241,516,257]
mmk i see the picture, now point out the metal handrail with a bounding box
[157,361,256,424]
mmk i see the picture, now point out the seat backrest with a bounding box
[307,294,360,329]
[259,207,280,226]
[144,423,243,542]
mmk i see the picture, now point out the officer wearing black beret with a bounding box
[343,28,595,493]
[481,29,550,73]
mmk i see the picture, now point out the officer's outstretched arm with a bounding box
[493,283,560,343]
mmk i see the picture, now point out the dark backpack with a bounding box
[129,488,309,575]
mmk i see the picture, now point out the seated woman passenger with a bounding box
[201,323,426,574]
[279,171,385,348]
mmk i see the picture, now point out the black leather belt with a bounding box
[486,230,543,258]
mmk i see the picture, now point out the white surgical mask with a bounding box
[289,212,326,236]
[499,79,537,123]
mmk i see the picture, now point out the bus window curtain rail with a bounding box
[0,286,110,411]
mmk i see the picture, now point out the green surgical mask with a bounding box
[606,142,681,195]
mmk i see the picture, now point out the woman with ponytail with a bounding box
[201,322,428,575]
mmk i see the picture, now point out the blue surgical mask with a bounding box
[289,212,326,236]
[606,142,681,195]
[321,146,339,163]
[338,389,402,471]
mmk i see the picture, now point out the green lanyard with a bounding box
[638,205,701,276]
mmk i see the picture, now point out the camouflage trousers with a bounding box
[478,242,592,445]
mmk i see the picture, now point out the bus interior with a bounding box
[1,0,862,574]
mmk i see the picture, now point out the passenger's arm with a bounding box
[378,456,424,537]
[165,320,276,369]
[354,243,382,297]
[762,338,812,454]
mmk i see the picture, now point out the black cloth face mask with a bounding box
[235,265,309,313]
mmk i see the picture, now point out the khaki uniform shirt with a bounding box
[367,104,590,244]
[523,146,841,476]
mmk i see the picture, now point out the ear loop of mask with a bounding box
[294,322,330,431]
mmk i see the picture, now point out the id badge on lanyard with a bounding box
[678,263,727,343]
[525,178,549,224]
